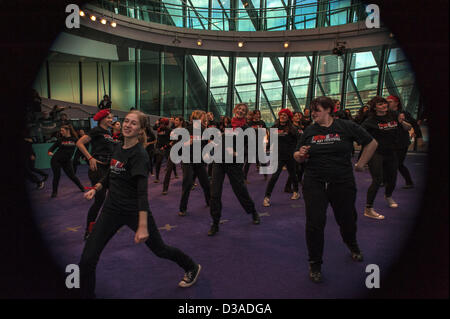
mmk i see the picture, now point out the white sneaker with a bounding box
[385,196,398,208]
[290,192,300,200]
[263,197,270,207]
[364,207,385,220]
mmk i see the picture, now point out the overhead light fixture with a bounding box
[101,18,107,25]
[197,38,203,46]
[238,41,244,48]
[90,15,96,21]
[283,41,289,48]
[79,10,85,17]
[111,21,117,27]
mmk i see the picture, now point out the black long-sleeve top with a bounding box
[48,136,78,161]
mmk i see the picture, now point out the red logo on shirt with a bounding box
[110,158,126,173]
[311,133,341,144]
[377,121,398,130]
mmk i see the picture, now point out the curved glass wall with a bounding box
[33,41,421,127]
[91,0,368,31]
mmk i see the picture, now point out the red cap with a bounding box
[278,108,293,120]
[386,95,400,102]
[93,109,110,122]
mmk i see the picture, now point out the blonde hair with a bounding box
[233,103,249,115]
[127,110,148,146]
[191,110,206,120]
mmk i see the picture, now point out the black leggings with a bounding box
[25,159,47,184]
[162,157,178,192]
[285,162,304,190]
[154,149,177,180]
[366,152,398,207]
[79,210,197,299]
[210,163,257,225]
[396,147,413,185]
[51,156,84,194]
[265,158,299,197]
[179,163,210,212]
[86,164,109,229]
[302,176,359,265]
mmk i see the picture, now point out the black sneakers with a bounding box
[309,263,322,283]
[207,224,219,236]
[347,243,364,262]
[51,192,57,198]
[37,181,45,190]
[178,264,202,288]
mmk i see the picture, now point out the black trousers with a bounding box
[162,157,178,191]
[86,163,109,229]
[146,147,154,175]
[51,156,84,194]
[395,147,413,185]
[79,209,197,299]
[73,149,84,174]
[302,176,359,265]
[210,163,257,225]
[285,162,304,190]
[179,163,210,212]
[366,152,398,206]
[154,149,177,180]
[25,159,47,184]
[265,158,299,197]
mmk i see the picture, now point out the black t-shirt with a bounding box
[145,129,156,151]
[48,136,78,161]
[207,120,219,129]
[156,127,171,149]
[272,123,298,160]
[249,120,267,130]
[103,143,150,215]
[361,113,399,155]
[298,119,373,182]
[88,126,116,163]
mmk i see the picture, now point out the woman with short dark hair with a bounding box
[294,96,378,283]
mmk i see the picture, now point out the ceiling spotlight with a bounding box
[101,18,107,25]
[197,39,203,46]
[283,41,289,48]
[111,21,117,27]
[238,41,244,48]
[90,15,96,21]
[79,10,85,17]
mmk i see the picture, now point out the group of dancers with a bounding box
[26,93,421,295]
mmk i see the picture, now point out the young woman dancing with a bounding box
[263,108,300,207]
[79,110,201,298]
[361,96,412,219]
[153,118,178,183]
[244,109,267,182]
[177,111,211,216]
[284,111,305,193]
[162,116,185,194]
[294,96,378,283]
[208,103,260,236]
[76,109,117,240]
[48,125,85,197]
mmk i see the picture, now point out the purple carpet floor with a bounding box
[29,153,427,299]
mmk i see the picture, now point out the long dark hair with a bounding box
[61,125,78,140]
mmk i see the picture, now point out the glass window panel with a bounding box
[210,56,229,87]
[82,62,97,107]
[212,0,230,31]
[49,61,80,103]
[351,51,377,69]
[162,52,184,117]
[140,49,160,115]
[162,0,184,27]
[318,54,345,74]
[261,57,281,82]
[294,0,317,29]
[315,72,342,98]
[329,0,351,26]
[288,77,310,110]
[235,84,256,109]
[187,55,208,115]
[387,47,407,63]
[261,81,283,124]
[236,57,256,85]
[33,63,48,98]
[266,0,287,30]
[237,1,257,31]
[188,0,209,29]
[210,87,228,116]
[384,61,415,107]
[346,67,379,113]
[111,61,135,111]
[289,56,311,78]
